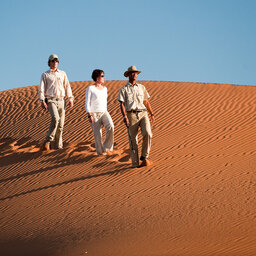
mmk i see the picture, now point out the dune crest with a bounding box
[1,81,256,255]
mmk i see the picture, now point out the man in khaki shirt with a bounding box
[39,54,74,150]
[117,66,155,168]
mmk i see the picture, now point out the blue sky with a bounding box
[1,0,256,91]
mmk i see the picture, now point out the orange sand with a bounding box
[1,81,256,256]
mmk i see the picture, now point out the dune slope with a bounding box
[1,81,256,256]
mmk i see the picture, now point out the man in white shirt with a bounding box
[39,54,74,150]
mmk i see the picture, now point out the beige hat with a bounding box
[124,65,141,77]
[48,54,59,61]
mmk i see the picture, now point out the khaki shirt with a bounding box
[38,69,73,101]
[117,82,150,111]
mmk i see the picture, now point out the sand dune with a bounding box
[1,81,256,256]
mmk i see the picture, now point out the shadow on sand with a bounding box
[0,165,132,201]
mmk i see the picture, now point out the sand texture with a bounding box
[1,81,256,256]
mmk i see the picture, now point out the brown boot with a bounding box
[43,141,50,151]
[140,159,151,167]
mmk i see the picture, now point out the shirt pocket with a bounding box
[55,74,63,84]
[137,92,144,103]
[127,92,134,103]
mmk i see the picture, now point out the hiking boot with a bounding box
[43,141,50,151]
[140,159,151,167]
[140,156,146,161]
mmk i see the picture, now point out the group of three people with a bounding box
[39,54,155,168]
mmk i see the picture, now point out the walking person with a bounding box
[117,66,155,168]
[85,69,114,155]
[39,54,74,150]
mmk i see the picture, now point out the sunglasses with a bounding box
[101,75,105,77]
[51,59,59,62]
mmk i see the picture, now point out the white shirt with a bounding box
[85,85,108,113]
[39,69,73,101]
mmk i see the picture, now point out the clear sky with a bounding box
[1,0,256,91]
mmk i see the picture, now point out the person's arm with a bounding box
[64,72,74,108]
[143,99,155,123]
[85,87,94,123]
[119,101,129,127]
[39,74,48,111]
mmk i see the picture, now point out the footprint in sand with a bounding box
[106,148,130,163]
[0,138,41,156]
[63,142,131,164]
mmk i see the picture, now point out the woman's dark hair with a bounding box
[91,69,104,82]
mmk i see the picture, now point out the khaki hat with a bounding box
[124,65,141,77]
[48,54,59,61]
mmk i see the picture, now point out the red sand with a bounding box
[1,81,256,256]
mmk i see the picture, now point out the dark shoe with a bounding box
[140,159,151,167]
[140,156,146,161]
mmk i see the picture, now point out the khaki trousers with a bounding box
[46,99,65,149]
[90,112,114,155]
[127,111,152,167]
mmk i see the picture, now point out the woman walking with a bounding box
[85,69,114,155]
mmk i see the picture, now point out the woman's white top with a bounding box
[85,85,108,113]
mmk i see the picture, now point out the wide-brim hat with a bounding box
[124,65,141,77]
[48,54,59,61]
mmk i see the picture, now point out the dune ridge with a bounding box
[1,80,256,256]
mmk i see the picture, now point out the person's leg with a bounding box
[102,112,114,152]
[91,113,104,155]
[55,100,65,149]
[127,112,140,167]
[140,112,152,159]
[46,100,60,144]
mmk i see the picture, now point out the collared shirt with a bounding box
[117,82,150,111]
[38,69,73,101]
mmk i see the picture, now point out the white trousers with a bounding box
[90,112,114,155]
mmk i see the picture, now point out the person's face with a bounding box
[96,72,105,84]
[129,72,138,81]
[49,58,59,69]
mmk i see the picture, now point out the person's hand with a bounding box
[123,116,129,127]
[88,116,94,123]
[151,114,155,124]
[41,101,47,111]
[69,100,74,108]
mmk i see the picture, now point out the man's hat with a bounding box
[48,54,59,61]
[124,66,141,77]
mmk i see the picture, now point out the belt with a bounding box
[127,110,145,113]
[47,97,64,101]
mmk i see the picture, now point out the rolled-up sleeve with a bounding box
[38,73,46,101]
[63,72,73,101]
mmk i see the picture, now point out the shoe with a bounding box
[105,149,113,155]
[97,152,107,156]
[43,141,50,151]
[140,156,146,161]
[140,159,151,167]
